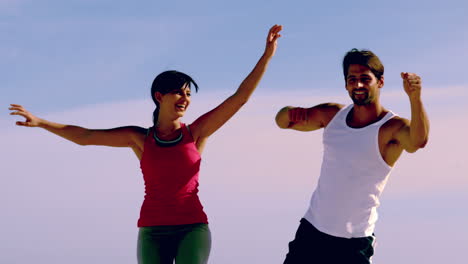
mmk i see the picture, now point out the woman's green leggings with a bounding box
[137,223,211,264]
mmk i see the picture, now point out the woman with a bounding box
[9,24,282,264]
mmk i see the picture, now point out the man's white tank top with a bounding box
[304,104,397,238]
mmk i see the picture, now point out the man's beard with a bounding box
[351,93,373,106]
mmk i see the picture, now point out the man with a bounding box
[276,49,429,263]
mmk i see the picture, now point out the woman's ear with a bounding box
[154,92,163,103]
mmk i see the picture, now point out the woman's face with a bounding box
[156,83,192,119]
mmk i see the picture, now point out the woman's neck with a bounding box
[155,118,182,139]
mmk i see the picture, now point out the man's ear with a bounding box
[378,76,384,88]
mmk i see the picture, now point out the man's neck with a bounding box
[347,102,387,128]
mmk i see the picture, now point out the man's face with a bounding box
[345,64,384,106]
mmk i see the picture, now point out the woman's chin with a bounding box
[175,111,185,118]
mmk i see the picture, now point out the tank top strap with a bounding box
[143,127,153,146]
[378,110,398,126]
[145,127,152,137]
[333,105,398,127]
[338,104,354,120]
[326,104,353,129]
[181,123,195,143]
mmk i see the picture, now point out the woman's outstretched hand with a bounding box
[264,24,282,58]
[9,104,42,127]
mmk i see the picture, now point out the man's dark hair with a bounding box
[342,49,384,81]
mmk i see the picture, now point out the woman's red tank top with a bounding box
[138,123,208,226]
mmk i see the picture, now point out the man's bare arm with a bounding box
[395,73,430,153]
[275,103,343,131]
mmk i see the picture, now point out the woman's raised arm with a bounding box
[190,25,282,142]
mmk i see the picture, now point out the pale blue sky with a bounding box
[2,0,468,113]
[2,1,468,263]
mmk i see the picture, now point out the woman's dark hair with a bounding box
[342,49,384,81]
[150,70,199,127]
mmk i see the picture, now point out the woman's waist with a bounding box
[141,193,203,207]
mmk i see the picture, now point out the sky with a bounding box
[2,0,468,263]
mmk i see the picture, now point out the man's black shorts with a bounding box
[284,218,375,264]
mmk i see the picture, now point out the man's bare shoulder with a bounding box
[315,102,345,111]
[381,116,410,137]
[314,103,345,127]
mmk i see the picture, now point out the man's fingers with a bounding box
[401,72,420,79]
[406,74,420,79]
[407,75,422,85]
[401,73,422,84]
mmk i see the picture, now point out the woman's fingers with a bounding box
[8,104,38,126]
